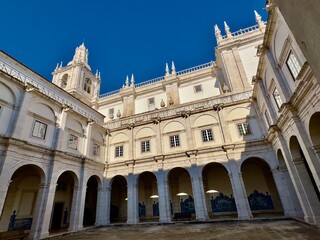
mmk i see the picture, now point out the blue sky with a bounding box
[1,0,267,94]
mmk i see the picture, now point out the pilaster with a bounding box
[127,174,138,224]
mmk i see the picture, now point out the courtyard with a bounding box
[47,219,320,240]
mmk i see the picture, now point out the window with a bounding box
[194,84,202,93]
[68,134,78,149]
[93,144,100,156]
[84,78,92,94]
[273,88,283,109]
[237,122,251,136]
[141,140,150,153]
[201,129,213,142]
[286,51,302,80]
[61,74,68,88]
[115,145,123,157]
[170,135,180,148]
[32,120,47,139]
[148,97,155,110]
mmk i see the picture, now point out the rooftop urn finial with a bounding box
[214,24,222,43]
[95,69,99,77]
[59,61,63,69]
[224,21,232,38]
[130,74,135,86]
[125,75,129,87]
[55,63,59,71]
[254,10,265,29]
[160,99,165,108]
[171,61,176,74]
[165,63,170,76]
[116,110,121,118]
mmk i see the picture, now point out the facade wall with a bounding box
[0,4,318,239]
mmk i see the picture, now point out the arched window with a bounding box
[84,78,92,94]
[61,74,68,88]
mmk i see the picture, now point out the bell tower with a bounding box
[52,43,101,107]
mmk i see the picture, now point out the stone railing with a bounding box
[106,90,253,129]
[0,59,102,124]
[99,61,214,98]
[176,61,213,76]
[222,23,265,39]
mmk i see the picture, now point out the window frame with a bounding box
[148,97,155,110]
[272,88,283,109]
[141,140,150,153]
[194,84,202,93]
[115,145,124,157]
[68,134,79,150]
[237,122,251,136]
[32,120,48,140]
[93,143,100,157]
[286,50,302,80]
[84,77,92,94]
[264,110,271,127]
[201,128,213,142]
[170,134,180,148]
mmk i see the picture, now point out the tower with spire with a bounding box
[52,43,101,107]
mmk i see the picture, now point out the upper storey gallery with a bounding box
[51,11,266,123]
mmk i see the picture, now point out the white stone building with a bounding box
[0,4,318,239]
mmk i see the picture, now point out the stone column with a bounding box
[271,168,297,217]
[190,166,208,221]
[95,183,111,226]
[0,177,12,231]
[127,174,138,224]
[277,133,320,223]
[28,183,49,239]
[291,115,320,191]
[68,182,88,231]
[228,158,252,220]
[83,121,93,157]
[38,182,58,239]
[156,170,171,223]
[7,88,28,138]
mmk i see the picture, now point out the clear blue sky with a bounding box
[1,0,267,94]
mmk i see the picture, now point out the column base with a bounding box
[237,214,253,220]
[304,215,320,224]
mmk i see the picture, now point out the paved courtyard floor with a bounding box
[48,219,320,240]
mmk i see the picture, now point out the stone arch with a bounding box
[202,162,236,219]
[193,114,218,127]
[309,112,320,147]
[61,74,68,88]
[0,81,16,105]
[241,157,284,217]
[226,107,251,121]
[66,118,84,135]
[135,127,156,139]
[273,23,288,62]
[50,170,79,231]
[167,167,194,220]
[0,164,45,232]
[110,175,127,223]
[29,102,56,123]
[110,132,129,145]
[289,135,320,201]
[162,121,185,133]
[0,82,17,135]
[137,171,159,222]
[83,175,100,226]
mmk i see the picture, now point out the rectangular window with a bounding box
[141,140,150,153]
[237,122,251,136]
[32,120,47,139]
[273,88,283,109]
[148,97,155,110]
[194,84,202,93]
[170,135,180,148]
[93,144,100,156]
[201,129,213,142]
[115,145,124,157]
[68,134,78,149]
[286,51,302,80]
